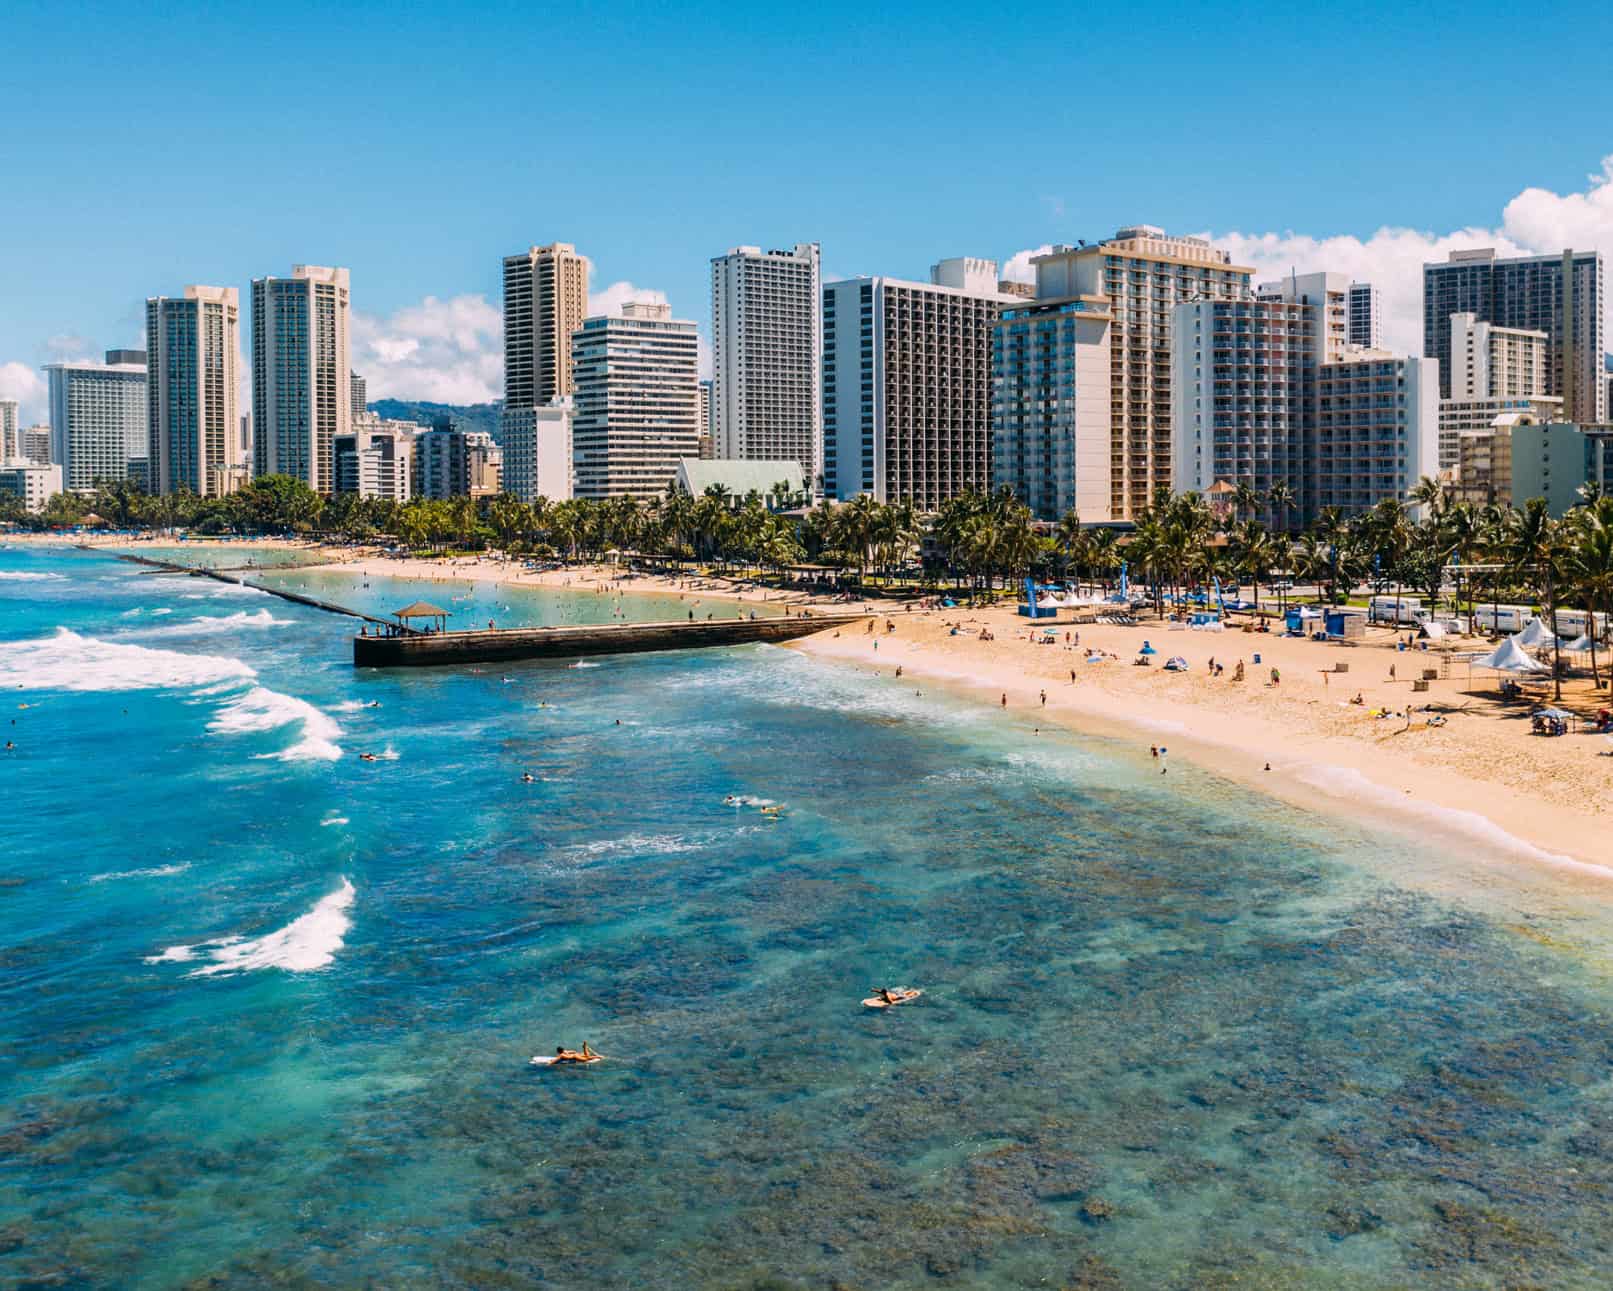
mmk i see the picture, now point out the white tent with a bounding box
[1563,634,1596,653]
[1474,636,1549,673]
[1515,618,1564,648]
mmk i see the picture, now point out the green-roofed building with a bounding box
[674,458,806,510]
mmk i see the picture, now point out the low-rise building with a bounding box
[501,400,573,502]
[673,458,805,509]
[0,462,63,512]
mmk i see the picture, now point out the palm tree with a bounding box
[1267,481,1295,535]
[1231,519,1276,614]
[1233,482,1262,525]
[1508,498,1564,699]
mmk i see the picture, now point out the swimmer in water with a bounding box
[522,773,535,783]
[359,752,378,762]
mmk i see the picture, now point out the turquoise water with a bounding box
[5,544,1613,1288]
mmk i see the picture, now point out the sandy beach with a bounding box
[792,602,1613,888]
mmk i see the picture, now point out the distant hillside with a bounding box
[369,399,503,442]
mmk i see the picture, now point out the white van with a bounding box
[1551,608,1610,639]
[1470,604,1534,634]
[1368,595,1425,627]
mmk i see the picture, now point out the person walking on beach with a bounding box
[1040,689,1047,707]
[1001,693,1007,708]
[1159,746,1168,774]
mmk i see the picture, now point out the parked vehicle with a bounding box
[1550,608,1610,639]
[1470,603,1535,634]
[1368,595,1426,627]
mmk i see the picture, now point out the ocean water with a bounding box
[6,544,1613,1288]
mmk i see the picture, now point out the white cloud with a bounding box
[999,157,1613,356]
[1000,244,1054,284]
[350,293,504,405]
[43,334,95,364]
[0,362,47,424]
[588,279,670,317]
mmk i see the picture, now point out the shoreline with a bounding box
[22,534,1613,902]
[790,607,1613,910]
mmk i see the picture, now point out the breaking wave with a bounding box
[208,686,344,763]
[0,628,255,693]
[147,878,355,976]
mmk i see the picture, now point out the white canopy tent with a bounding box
[1473,636,1549,673]
[1515,618,1565,648]
[1562,634,1596,654]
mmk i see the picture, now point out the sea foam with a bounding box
[149,878,355,976]
[0,570,65,582]
[0,627,255,692]
[89,863,191,883]
[209,686,344,762]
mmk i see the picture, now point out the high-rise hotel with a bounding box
[251,265,352,492]
[572,301,700,500]
[711,243,821,489]
[43,351,147,491]
[503,242,589,406]
[991,228,1251,522]
[1424,247,1606,422]
[821,257,1015,508]
[145,286,242,496]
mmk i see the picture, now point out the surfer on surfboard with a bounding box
[864,986,922,1008]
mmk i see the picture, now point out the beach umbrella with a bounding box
[1139,641,1156,655]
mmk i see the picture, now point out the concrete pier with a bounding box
[353,613,867,667]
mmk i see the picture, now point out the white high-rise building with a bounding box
[991,294,1114,523]
[573,301,700,500]
[251,265,352,492]
[1448,312,1549,399]
[1348,282,1382,349]
[43,352,147,490]
[1257,271,1350,362]
[1316,350,1439,514]
[146,286,242,496]
[1030,229,1254,520]
[0,399,17,461]
[502,399,573,502]
[822,262,1015,507]
[710,242,821,488]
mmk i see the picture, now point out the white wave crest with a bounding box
[0,570,65,582]
[121,609,290,638]
[0,628,256,693]
[209,685,344,763]
[724,794,776,807]
[320,814,349,827]
[150,879,355,976]
[89,862,191,883]
[569,661,601,669]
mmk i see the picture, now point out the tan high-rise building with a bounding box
[1032,228,1253,520]
[146,286,241,496]
[251,265,351,492]
[503,242,589,406]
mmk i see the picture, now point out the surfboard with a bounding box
[862,989,922,1009]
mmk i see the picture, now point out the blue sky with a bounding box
[5,0,1613,418]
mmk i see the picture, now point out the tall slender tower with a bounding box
[146,286,241,496]
[502,243,589,406]
[0,399,17,460]
[710,243,822,488]
[251,265,351,492]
